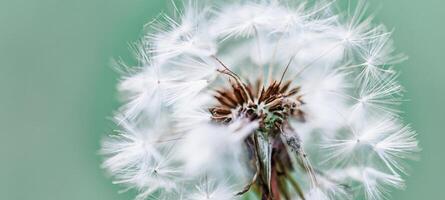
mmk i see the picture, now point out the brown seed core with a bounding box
[209,79,305,127]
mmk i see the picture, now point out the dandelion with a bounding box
[101,0,418,199]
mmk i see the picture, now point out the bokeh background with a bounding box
[1,0,443,199]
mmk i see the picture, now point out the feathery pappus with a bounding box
[101,0,419,199]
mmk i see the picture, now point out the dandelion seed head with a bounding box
[101,0,418,199]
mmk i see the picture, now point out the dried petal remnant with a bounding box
[210,79,304,125]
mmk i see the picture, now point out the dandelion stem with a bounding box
[285,168,305,200]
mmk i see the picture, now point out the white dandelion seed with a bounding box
[349,167,405,200]
[101,1,418,199]
[176,119,259,179]
[305,188,330,200]
[350,73,403,119]
[373,124,419,174]
[187,177,236,200]
[147,3,217,62]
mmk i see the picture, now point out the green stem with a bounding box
[284,168,305,200]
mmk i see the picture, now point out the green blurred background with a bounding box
[0,0,443,199]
